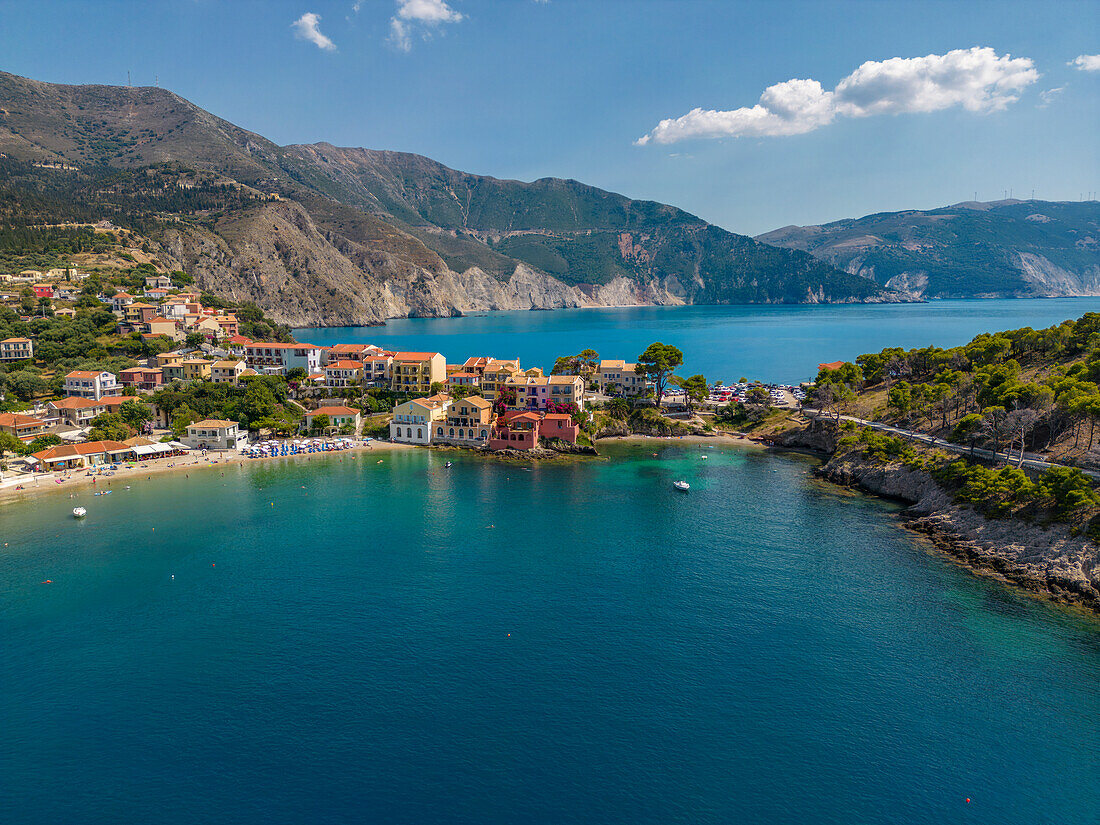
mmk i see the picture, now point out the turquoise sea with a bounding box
[1,443,1097,824]
[297,297,1100,383]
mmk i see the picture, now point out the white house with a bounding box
[389,394,451,445]
[243,342,325,374]
[183,419,241,451]
[64,370,120,400]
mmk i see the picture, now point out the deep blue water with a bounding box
[1,443,1097,824]
[296,298,1100,384]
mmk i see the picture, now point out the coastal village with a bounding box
[0,267,808,488]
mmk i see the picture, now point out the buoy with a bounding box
[171,575,175,579]
[966,799,971,804]
[41,580,52,584]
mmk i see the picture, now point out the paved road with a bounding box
[807,411,1100,481]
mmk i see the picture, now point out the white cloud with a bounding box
[636,47,1039,145]
[389,0,463,51]
[292,12,337,51]
[1069,54,1100,71]
[1038,87,1065,107]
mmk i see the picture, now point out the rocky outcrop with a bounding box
[818,449,1100,612]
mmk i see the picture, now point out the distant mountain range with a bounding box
[757,199,1100,300]
[0,70,890,326]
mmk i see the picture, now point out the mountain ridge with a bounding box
[757,199,1100,300]
[0,69,894,324]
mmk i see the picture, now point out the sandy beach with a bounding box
[0,432,766,508]
[0,439,416,507]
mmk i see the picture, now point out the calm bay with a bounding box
[297,297,1100,383]
[1,441,1097,824]
[2,299,1100,824]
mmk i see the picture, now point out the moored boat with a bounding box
[72,507,87,518]
[673,480,690,491]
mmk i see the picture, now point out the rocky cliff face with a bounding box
[818,449,1100,612]
[0,69,897,325]
[758,200,1100,299]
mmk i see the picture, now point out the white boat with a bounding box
[673,480,690,491]
[72,507,87,518]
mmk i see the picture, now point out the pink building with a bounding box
[487,411,580,451]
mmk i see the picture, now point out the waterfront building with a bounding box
[487,410,580,451]
[183,419,241,451]
[436,396,494,447]
[0,336,33,362]
[503,374,584,411]
[390,352,446,394]
[596,360,653,397]
[30,439,134,471]
[305,405,361,433]
[63,370,120,400]
[389,394,451,444]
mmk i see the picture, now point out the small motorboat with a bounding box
[444,461,453,468]
[72,507,87,518]
[673,480,690,491]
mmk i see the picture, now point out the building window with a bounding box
[417,428,423,440]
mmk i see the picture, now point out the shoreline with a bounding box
[0,439,416,507]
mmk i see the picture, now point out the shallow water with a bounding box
[296,297,1100,383]
[1,443,1096,824]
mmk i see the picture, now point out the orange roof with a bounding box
[543,413,573,420]
[0,412,45,427]
[189,419,238,429]
[66,370,107,379]
[49,396,103,409]
[33,440,131,460]
[447,372,480,379]
[311,406,359,416]
[227,335,253,344]
[326,360,363,370]
[328,344,369,354]
[1,337,32,343]
[393,351,440,361]
[100,396,129,407]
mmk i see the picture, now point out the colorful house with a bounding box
[435,396,494,447]
[389,394,451,444]
[119,367,164,393]
[390,352,446,395]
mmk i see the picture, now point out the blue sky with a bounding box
[0,0,1096,235]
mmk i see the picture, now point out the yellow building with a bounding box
[390,351,446,394]
[479,358,523,402]
[163,358,213,383]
